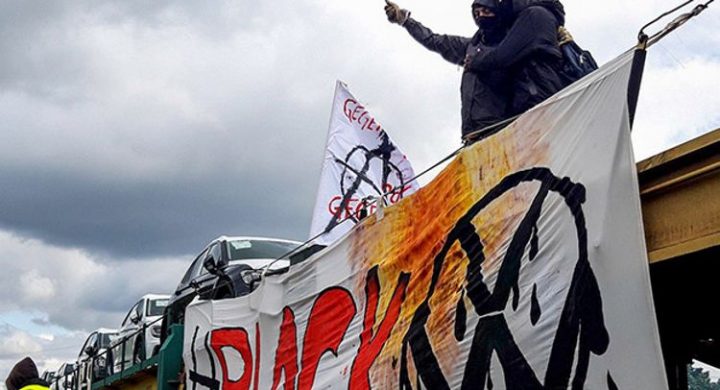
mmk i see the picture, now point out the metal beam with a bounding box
[638,128,720,263]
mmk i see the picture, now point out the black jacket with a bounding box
[466,4,566,115]
[404,18,511,136]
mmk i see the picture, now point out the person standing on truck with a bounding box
[5,357,50,390]
[384,0,511,141]
[384,0,570,142]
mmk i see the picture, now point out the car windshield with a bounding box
[147,299,168,316]
[226,239,297,261]
[98,334,115,348]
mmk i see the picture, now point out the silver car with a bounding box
[112,294,169,371]
[76,328,118,389]
[49,363,75,390]
[40,370,56,386]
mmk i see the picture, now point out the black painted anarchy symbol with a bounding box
[324,132,408,233]
[399,167,617,390]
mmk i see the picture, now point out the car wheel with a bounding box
[133,334,146,365]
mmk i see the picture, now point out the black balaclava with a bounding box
[472,0,506,44]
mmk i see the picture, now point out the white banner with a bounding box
[184,52,668,389]
[309,81,418,245]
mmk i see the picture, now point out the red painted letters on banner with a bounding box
[209,267,409,389]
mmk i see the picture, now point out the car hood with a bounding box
[228,258,289,270]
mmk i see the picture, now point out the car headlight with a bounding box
[151,325,161,338]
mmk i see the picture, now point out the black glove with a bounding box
[384,0,410,25]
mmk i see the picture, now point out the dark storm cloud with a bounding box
[0,161,316,258]
[0,0,353,258]
[0,71,327,258]
[0,0,465,261]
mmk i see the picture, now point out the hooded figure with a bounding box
[463,0,567,116]
[472,0,507,43]
[5,357,50,390]
[384,0,512,139]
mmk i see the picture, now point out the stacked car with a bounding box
[160,236,305,340]
[47,235,315,389]
[49,362,75,390]
[76,328,118,388]
[40,370,56,385]
[112,294,169,372]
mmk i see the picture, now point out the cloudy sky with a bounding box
[1,0,718,381]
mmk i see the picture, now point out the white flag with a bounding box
[309,81,418,245]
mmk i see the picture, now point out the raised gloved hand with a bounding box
[384,0,410,25]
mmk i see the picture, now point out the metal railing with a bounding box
[50,315,166,390]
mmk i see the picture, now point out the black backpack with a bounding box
[558,33,599,83]
[508,0,597,83]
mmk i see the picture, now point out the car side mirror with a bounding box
[84,346,96,356]
[130,315,140,324]
[203,254,226,275]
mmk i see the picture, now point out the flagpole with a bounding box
[308,81,343,240]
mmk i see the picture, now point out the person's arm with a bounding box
[384,1,470,65]
[466,6,558,71]
[403,18,471,65]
